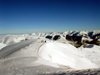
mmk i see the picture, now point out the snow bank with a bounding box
[39,41,99,70]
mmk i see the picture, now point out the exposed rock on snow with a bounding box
[63,30,100,47]
[53,35,61,40]
[45,35,52,40]
[84,38,100,45]
[65,35,82,44]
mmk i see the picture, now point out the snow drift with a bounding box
[39,41,100,70]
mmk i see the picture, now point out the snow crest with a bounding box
[39,41,99,70]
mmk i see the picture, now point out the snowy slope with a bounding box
[0,43,6,50]
[39,41,100,70]
[0,30,99,45]
[0,30,100,75]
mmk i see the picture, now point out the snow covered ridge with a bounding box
[0,30,100,74]
[44,30,100,40]
[39,41,100,70]
[46,30,100,47]
[0,33,46,45]
[63,30,100,37]
[0,30,100,47]
[63,30,100,47]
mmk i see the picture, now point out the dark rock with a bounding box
[65,35,82,48]
[73,32,80,36]
[92,34,100,39]
[88,32,93,39]
[85,38,100,45]
[45,35,52,39]
[88,32,100,39]
[66,35,82,44]
[53,35,61,40]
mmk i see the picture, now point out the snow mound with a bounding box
[39,41,99,70]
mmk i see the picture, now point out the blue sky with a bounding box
[0,0,100,34]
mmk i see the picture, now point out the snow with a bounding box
[0,30,100,75]
[39,41,100,70]
[0,35,26,45]
[63,30,100,37]
[0,43,6,50]
[0,30,99,45]
[92,30,100,36]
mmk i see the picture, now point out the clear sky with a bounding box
[0,0,100,34]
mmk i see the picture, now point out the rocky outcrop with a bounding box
[45,35,52,39]
[85,38,100,45]
[45,30,100,48]
[88,32,100,39]
[65,31,100,47]
[66,35,82,44]
[53,35,61,40]
[46,35,61,40]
